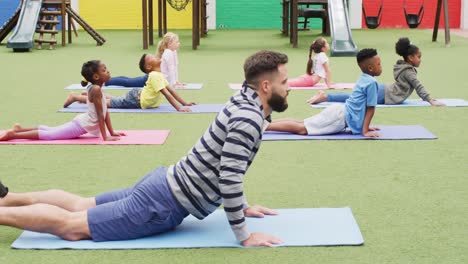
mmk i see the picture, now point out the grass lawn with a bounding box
[0,28,467,263]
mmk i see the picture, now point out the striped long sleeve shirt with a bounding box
[166,86,266,242]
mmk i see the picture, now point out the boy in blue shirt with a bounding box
[267,48,382,137]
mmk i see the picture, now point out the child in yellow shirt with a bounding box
[64,54,195,112]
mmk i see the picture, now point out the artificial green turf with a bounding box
[0,29,467,263]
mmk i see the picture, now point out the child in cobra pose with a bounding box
[1,60,124,141]
[64,54,195,112]
[102,32,183,88]
[307,37,445,106]
[268,48,382,137]
[157,32,183,88]
[287,37,333,88]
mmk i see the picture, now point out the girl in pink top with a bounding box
[288,37,333,88]
[157,32,182,88]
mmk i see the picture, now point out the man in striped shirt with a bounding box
[0,50,290,247]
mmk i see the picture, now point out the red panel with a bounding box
[362,0,461,28]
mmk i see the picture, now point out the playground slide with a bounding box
[7,0,43,51]
[327,0,358,57]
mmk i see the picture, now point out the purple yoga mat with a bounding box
[262,125,437,140]
[229,83,354,90]
[0,130,170,145]
[59,103,224,113]
[310,99,468,108]
[64,83,203,90]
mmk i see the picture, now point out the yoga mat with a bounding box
[64,83,203,90]
[0,130,170,145]
[263,125,437,140]
[11,208,363,249]
[59,103,224,113]
[229,83,354,90]
[310,98,468,108]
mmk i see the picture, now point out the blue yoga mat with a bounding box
[64,83,203,90]
[59,103,224,113]
[310,98,468,108]
[263,125,437,140]
[11,208,363,249]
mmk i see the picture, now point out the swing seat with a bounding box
[365,17,380,29]
[362,2,383,29]
[404,0,424,28]
[406,14,422,28]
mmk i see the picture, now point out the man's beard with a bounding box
[268,91,288,112]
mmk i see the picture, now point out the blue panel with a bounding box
[0,0,21,26]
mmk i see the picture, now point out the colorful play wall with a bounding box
[216,1,322,29]
[0,0,464,30]
[362,0,461,28]
[78,0,193,29]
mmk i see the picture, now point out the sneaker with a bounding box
[0,181,8,198]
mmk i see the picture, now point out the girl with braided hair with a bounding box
[1,60,124,141]
[288,37,334,88]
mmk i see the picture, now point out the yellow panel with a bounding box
[79,0,193,29]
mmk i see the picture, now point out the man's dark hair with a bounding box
[139,54,148,73]
[244,50,288,87]
[356,48,378,65]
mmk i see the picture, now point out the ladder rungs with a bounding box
[43,0,71,4]
[38,20,60,24]
[41,10,61,15]
[35,39,57,43]
[36,29,59,34]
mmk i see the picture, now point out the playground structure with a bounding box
[282,0,358,56]
[432,0,450,46]
[0,0,105,51]
[141,0,208,50]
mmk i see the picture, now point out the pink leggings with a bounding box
[38,120,87,140]
[288,74,320,87]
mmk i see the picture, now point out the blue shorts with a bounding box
[87,167,189,242]
[109,88,141,109]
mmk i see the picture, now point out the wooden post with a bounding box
[201,0,207,37]
[149,0,153,45]
[432,0,450,47]
[193,0,199,49]
[67,2,72,44]
[432,0,442,42]
[442,0,451,47]
[282,0,289,36]
[291,0,298,47]
[158,0,162,37]
[61,0,66,46]
[143,0,148,49]
[163,0,167,34]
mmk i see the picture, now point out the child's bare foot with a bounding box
[306,90,327,104]
[0,130,14,141]
[12,123,22,132]
[63,93,77,108]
